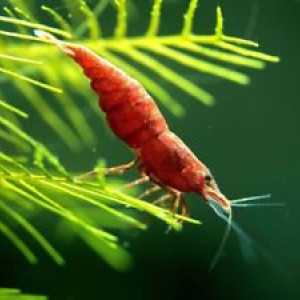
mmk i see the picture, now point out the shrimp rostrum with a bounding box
[36,30,231,217]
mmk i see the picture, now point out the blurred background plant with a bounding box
[0,288,47,300]
[0,0,299,300]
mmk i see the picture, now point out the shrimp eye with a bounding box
[205,175,213,183]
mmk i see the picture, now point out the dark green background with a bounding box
[0,0,299,299]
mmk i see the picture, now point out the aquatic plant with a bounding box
[0,0,278,275]
[0,288,47,300]
[0,0,278,149]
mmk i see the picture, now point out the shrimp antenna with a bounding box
[209,202,232,271]
[231,194,271,204]
[232,202,285,208]
[231,194,285,208]
[33,29,75,56]
[232,214,292,279]
[210,199,291,278]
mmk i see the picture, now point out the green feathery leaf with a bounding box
[0,100,199,268]
[0,1,279,147]
[0,1,279,270]
[147,0,163,37]
[182,0,199,37]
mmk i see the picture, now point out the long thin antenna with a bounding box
[209,202,232,271]
[231,194,271,204]
[231,202,285,208]
[210,199,291,279]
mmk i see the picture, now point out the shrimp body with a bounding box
[69,46,168,149]
[63,44,230,211]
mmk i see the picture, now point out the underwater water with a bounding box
[0,0,299,299]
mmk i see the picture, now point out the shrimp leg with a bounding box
[152,188,183,213]
[153,193,173,206]
[139,184,161,199]
[122,174,150,189]
[76,159,136,181]
[170,191,182,215]
[181,197,190,218]
[105,160,136,175]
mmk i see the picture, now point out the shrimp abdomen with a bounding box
[68,45,168,149]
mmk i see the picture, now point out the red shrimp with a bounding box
[64,43,284,272]
[35,31,283,270]
[35,30,231,216]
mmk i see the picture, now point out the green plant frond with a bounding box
[75,0,111,37]
[0,29,46,41]
[80,0,100,40]
[63,181,199,226]
[0,98,31,151]
[0,199,64,265]
[221,35,259,47]
[5,179,117,241]
[0,98,28,118]
[0,217,38,263]
[79,228,133,272]
[40,180,147,230]
[0,1,278,269]
[0,115,69,177]
[0,128,29,151]
[0,66,62,93]
[62,0,85,27]
[215,6,223,39]
[142,43,250,85]
[3,6,27,35]
[0,2,278,95]
[0,166,198,267]
[0,288,47,300]
[0,2,279,147]
[114,0,127,39]
[0,52,42,65]
[147,0,162,37]
[0,152,30,174]
[0,55,82,150]
[41,5,73,37]
[39,63,96,147]
[13,7,32,22]
[215,41,280,62]
[0,83,81,151]
[116,45,214,105]
[173,41,265,69]
[182,0,198,37]
[0,15,71,38]
[7,0,37,22]
[0,119,199,267]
